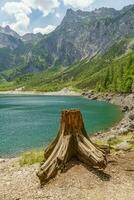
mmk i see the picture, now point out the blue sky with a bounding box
[0,0,134,35]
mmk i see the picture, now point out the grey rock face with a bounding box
[0,33,22,49]
[21,33,43,43]
[34,5,134,66]
[0,25,21,49]
[0,25,20,39]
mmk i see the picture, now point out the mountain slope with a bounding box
[2,37,133,93]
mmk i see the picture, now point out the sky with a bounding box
[0,0,134,35]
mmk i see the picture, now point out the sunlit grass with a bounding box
[130,142,134,149]
[19,149,44,166]
[95,139,108,146]
[107,138,123,146]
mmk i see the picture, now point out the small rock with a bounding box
[88,94,91,98]
[107,135,116,142]
[115,141,131,151]
[106,97,112,101]
[90,90,94,95]
[129,123,134,129]
[122,106,129,112]
[130,106,134,111]
[91,96,98,100]
[81,92,87,96]
[111,169,116,173]
[127,139,134,143]
[129,113,134,120]
[0,158,5,163]
[118,128,128,134]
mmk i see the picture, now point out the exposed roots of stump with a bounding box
[37,110,107,185]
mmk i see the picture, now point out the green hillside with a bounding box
[0,38,134,93]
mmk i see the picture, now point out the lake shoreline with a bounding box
[0,90,133,159]
[82,92,134,141]
[0,88,80,96]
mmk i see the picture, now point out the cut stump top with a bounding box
[60,109,85,136]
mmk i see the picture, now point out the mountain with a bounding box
[0,5,134,92]
[0,26,23,70]
[0,26,45,72]
[1,5,134,70]
[0,25,20,39]
[0,26,22,49]
[21,33,43,43]
[31,5,134,66]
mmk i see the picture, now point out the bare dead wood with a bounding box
[37,110,107,185]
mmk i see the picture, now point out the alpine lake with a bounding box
[0,95,122,157]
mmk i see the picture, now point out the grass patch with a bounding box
[130,142,134,149]
[95,139,108,146]
[107,138,123,146]
[120,133,134,140]
[19,149,44,166]
[95,132,134,153]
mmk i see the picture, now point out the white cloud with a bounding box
[63,0,95,9]
[1,1,32,35]
[22,0,60,16]
[33,25,56,34]
[1,0,60,35]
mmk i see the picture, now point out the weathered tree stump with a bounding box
[37,110,107,185]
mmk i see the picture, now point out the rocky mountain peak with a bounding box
[121,4,134,12]
[0,25,20,39]
[64,6,118,20]
[92,7,118,18]
[4,25,11,31]
[66,8,75,15]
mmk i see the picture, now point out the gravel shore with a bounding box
[0,151,134,200]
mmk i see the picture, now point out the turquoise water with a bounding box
[0,95,122,157]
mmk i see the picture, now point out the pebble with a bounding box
[0,159,5,163]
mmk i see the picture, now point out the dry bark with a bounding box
[37,110,107,185]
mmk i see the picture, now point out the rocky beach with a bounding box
[81,92,134,139]
[0,150,134,200]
